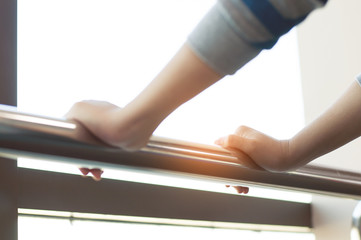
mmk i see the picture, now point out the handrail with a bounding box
[352,201,361,239]
[1,104,361,199]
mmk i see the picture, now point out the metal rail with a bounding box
[1,104,361,199]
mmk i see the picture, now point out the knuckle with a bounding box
[226,134,239,147]
[235,125,251,135]
[70,101,89,111]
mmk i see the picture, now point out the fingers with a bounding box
[225,185,249,194]
[79,167,90,176]
[89,169,104,181]
[228,147,264,170]
[79,167,104,181]
[65,100,117,119]
[235,125,254,135]
[215,135,264,170]
[65,100,150,151]
[64,101,118,135]
[215,134,253,154]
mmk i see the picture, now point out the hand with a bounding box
[65,100,157,151]
[215,126,292,172]
[79,168,104,181]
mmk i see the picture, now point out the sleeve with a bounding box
[187,0,328,76]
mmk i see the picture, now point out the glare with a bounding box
[18,157,312,203]
[17,0,309,237]
[18,209,315,240]
[0,111,75,129]
[18,208,312,233]
[17,0,304,144]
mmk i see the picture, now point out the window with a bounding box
[17,0,304,144]
[17,0,311,239]
[17,0,309,201]
[19,211,314,240]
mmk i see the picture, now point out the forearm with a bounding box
[66,44,222,150]
[288,80,361,169]
[66,0,328,152]
[122,43,222,131]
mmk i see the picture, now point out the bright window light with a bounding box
[18,209,315,240]
[17,0,304,144]
[17,0,310,235]
[17,157,312,203]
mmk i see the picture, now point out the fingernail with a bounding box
[90,169,104,181]
[79,168,90,176]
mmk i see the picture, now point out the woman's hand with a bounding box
[66,100,159,181]
[215,126,292,172]
[65,100,158,151]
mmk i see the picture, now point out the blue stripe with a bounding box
[242,0,307,48]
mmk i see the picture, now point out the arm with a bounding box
[66,0,326,151]
[289,80,361,169]
[66,44,222,150]
[216,80,361,172]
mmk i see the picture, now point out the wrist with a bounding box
[285,136,314,171]
[269,139,296,172]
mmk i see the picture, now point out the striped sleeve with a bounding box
[187,0,328,76]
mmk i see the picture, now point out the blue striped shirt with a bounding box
[188,0,328,75]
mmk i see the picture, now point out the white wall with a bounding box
[297,0,361,171]
[297,0,361,239]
